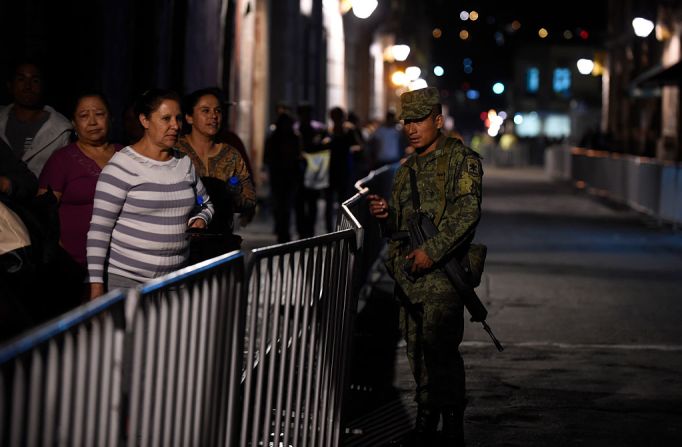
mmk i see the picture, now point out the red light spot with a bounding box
[480,112,487,121]
[579,30,589,40]
[461,82,470,90]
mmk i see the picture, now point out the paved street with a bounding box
[342,166,682,446]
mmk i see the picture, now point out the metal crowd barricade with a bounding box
[0,250,245,447]
[0,290,127,447]
[125,251,245,447]
[239,228,359,447]
[2,171,376,446]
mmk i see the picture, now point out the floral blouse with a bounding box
[177,136,256,212]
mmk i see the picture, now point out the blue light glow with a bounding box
[466,89,480,100]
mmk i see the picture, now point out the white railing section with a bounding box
[546,145,682,227]
[126,251,245,446]
[240,230,359,447]
[0,251,245,447]
[0,290,127,447]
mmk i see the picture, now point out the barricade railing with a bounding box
[546,145,681,227]
[2,164,388,446]
[126,251,245,446]
[239,228,359,447]
[0,289,127,447]
[0,251,245,447]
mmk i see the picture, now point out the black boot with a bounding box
[413,404,439,446]
[441,402,466,446]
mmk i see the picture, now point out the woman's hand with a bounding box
[90,283,105,301]
[188,218,207,229]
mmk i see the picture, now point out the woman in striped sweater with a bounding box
[87,89,213,299]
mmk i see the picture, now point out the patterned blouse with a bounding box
[177,136,256,212]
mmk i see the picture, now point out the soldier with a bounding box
[368,87,483,446]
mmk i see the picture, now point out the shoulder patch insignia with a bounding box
[466,158,480,176]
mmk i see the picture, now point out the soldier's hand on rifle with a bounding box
[367,194,389,219]
[406,248,434,272]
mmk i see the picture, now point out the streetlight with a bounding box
[391,44,410,62]
[576,58,594,75]
[391,70,407,86]
[351,0,378,19]
[632,17,655,37]
[405,66,422,81]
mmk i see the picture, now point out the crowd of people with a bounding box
[0,58,411,340]
[0,62,254,340]
[264,104,408,243]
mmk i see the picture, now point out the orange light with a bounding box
[538,28,548,38]
[459,29,470,40]
[432,28,442,39]
[391,71,407,86]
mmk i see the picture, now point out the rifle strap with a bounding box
[408,168,421,210]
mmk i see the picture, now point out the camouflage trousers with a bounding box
[398,287,465,408]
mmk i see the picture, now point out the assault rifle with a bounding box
[402,210,503,352]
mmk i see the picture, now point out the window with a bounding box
[526,67,539,93]
[552,68,571,97]
[515,112,541,137]
[543,114,571,138]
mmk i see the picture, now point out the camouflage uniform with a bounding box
[384,88,483,410]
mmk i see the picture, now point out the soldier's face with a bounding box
[404,113,443,150]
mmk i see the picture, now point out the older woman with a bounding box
[87,89,213,299]
[38,92,122,268]
[178,88,255,258]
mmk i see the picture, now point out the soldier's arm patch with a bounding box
[466,157,480,176]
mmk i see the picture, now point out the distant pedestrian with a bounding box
[325,106,360,232]
[368,87,483,445]
[295,103,329,238]
[264,111,301,243]
[368,110,406,169]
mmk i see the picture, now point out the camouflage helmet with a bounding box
[399,87,440,120]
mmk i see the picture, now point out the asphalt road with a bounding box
[343,166,682,446]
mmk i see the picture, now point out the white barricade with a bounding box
[569,148,680,226]
[1,251,245,447]
[0,290,127,447]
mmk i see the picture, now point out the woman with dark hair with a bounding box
[38,92,122,299]
[178,87,255,259]
[87,89,213,299]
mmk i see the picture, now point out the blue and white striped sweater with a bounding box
[87,146,213,283]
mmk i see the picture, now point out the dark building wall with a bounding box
[268,0,302,122]
[0,0,233,142]
[184,0,227,93]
